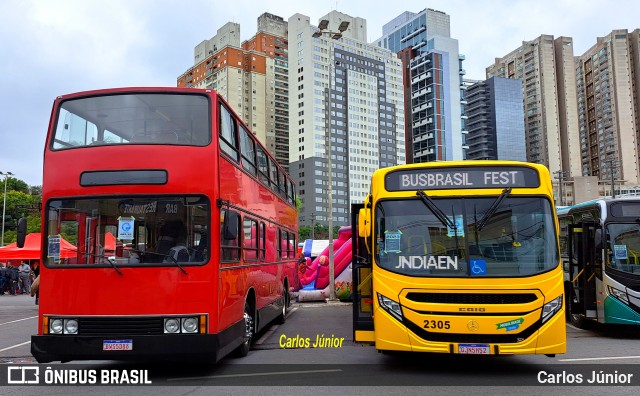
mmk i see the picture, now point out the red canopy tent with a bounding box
[0,232,77,261]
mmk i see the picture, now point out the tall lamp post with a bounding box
[553,170,567,206]
[1,171,14,247]
[313,19,349,301]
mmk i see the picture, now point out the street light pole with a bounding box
[553,170,567,206]
[313,19,349,301]
[608,160,618,198]
[1,171,14,247]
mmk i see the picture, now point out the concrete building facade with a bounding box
[375,9,466,163]
[486,35,581,180]
[288,11,405,227]
[575,29,640,186]
[177,13,291,171]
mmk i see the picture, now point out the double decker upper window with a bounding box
[52,93,210,149]
[219,104,239,160]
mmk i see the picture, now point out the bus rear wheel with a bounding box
[277,286,289,324]
[234,301,254,357]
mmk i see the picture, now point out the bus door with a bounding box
[351,204,374,343]
[569,222,599,320]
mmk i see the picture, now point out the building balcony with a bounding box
[412,117,433,128]
[411,72,431,84]
[411,87,432,99]
[410,56,431,70]
[401,26,426,43]
[413,133,434,143]
[412,101,432,112]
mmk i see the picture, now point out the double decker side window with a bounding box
[256,147,270,187]
[219,105,239,161]
[239,125,257,175]
[221,209,240,262]
[243,217,258,262]
[259,222,266,261]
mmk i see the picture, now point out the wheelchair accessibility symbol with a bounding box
[470,259,486,275]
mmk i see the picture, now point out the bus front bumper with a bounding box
[31,334,225,363]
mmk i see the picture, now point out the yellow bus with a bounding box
[351,160,566,356]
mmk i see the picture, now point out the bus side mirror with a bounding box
[358,208,371,238]
[16,217,27,248]
[594,229,602,250]
[223,211,239,240]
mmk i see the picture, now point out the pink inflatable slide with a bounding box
[297,227,353,301]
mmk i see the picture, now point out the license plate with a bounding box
[457,343,490,354]
[103,340,133,351]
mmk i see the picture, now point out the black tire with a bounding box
[277,286,289,324]
[234,301,254,357]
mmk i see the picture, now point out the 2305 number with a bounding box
[423,320,451,330]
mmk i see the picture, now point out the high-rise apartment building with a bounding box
[177,14,291,171]
[465,77,526,161]
[575,29,640,186]
[375,9,466,163]
[486,35,581,179]
[288,11,405,227]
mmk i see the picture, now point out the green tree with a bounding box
[298,225,311,241]
[1,177,42,245]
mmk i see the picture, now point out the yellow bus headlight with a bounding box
[541,295,563,324]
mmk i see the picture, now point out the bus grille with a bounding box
[78,317,164,336]
[405,319,541,344]
[405,292,538,305]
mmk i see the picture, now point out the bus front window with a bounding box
[607,224,640,274]
[45,196,209,268]
[374,196,558,277]
[52,93,210,149]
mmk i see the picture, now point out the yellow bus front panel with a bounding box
[372,267,566,355]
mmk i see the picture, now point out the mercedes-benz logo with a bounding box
[467,320,479,332]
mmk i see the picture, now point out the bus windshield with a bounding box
[45,196,209,267]
[374,196,558,277]
[607,223,640,274]
[52,93,210,149]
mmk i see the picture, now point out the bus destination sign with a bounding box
[385,166,540,191]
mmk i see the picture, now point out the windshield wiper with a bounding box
[416,190,456,230]
[162,253,188,275]
[61,247,123,275]
[476,188,512,231]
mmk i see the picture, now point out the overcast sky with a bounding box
[1,0,639,186]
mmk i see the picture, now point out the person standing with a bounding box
[18,261,31,294]
[31,261,40,305]
[0,263,7,295]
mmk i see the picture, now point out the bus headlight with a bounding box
[377,293,403,322]
[50,319,63,334]
[181,317,198,333]
[541,295,563,324]
[607,286,629,304]
[164,318,180,333]
[64,319,79,334]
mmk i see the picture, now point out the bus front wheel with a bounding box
[234,301,254,357]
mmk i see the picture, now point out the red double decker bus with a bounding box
[30,87,298,363]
